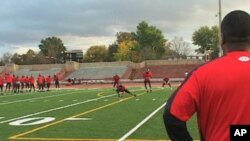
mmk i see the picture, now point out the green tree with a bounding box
[106,43,119,62]
[132,21,167,60]
[11,53,24,65]
[84,45,108,62]
[116,32,133,44]
[38,36,66,63]
[192,26,219,59]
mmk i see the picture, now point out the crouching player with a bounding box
[162,77,172,89]
[116,83,136,98]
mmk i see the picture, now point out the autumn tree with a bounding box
[115,40,139,61]
[84,45,108,62]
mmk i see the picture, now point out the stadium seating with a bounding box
[66,65,128,80]
[13,68,61,77]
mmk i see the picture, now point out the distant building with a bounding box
[64,50,83,63]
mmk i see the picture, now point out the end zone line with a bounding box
[118,102,166,141]
[10,93,145,140]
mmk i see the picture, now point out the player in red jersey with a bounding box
[54,74,60,89]
[162,77,172,89]
[14,76,21,93]
[46,75,52,91]
[143,69,153,93]
[0,76,4,95]
[112,74,120,90]
[5,73,12,93]
[37,74,44,91]
[116,83,136,98]
[20,75,25,93]
[163,10,250,141]
[29,75,35,92]
[25,75,30,91]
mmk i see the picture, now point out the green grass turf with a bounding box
[0,87,200,141]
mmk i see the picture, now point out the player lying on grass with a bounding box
[116,83,136,98]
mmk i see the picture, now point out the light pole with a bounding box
[218,0,223,56]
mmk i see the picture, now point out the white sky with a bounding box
[0,0,250,56]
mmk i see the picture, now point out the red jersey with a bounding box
[169,52,250,141]
[29,76,35,84]
[0,77,4,85]
[24,76,29,83]
[38,75,44,84]
[143,71,152,81]
[116,84,126,92]
[20,76,25,83]
[6,75,13,83]
[163,77,169,82]
[46,76,52,83]
[113,75,120,82]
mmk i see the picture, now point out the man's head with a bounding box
[221,10,250,52]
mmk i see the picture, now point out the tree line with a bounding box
[0,21,219,65]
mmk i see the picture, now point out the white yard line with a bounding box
[118,103,166,141]
[0,94,116,124]
[0,91,81,105]
[0,90,64,98]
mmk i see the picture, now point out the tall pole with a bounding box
[218,0,223,56]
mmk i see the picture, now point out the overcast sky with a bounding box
[0,0,250,57]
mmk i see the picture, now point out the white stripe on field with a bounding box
[0,94,116,124]
[118,103,166,141]
[0,91,81,105]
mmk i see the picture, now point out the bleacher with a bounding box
[13,68,61,77]
[66,65,128,80]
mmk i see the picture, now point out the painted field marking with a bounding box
[0,90,65,98]
[65,118,92,121]
[97,92,105,97]
[9,92,143,140]
[0,90,81,105]
[0,94,116,124]
[118,103,166,141]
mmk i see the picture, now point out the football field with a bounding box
[0,86,199,141]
